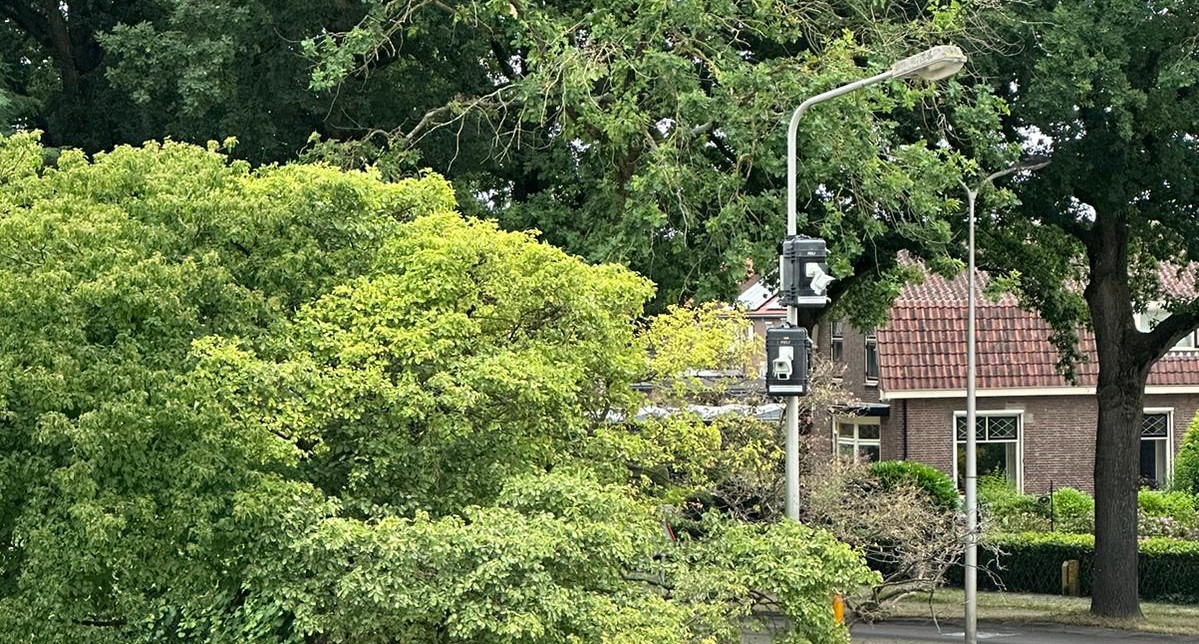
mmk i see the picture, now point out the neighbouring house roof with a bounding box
[876,270,1199,397]
[737,278,785,317]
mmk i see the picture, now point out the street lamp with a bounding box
[959,155,1050,644]
[782,45,968,522]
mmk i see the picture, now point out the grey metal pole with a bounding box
[784,70,893,520]
[780,47,967,520]
[960,159,1049,643]
[964,184,979,644]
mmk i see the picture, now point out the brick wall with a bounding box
[897,394,1199,494]
[743,309,1199,492]
[811,318,882,404]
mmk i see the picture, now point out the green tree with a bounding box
[0,2,163,148]
[306,0,1009,314]
[974,0,1199,618]
[5,1,1015,320]
[0,134,875,641]
[0,1,377,162]
[1174,413,1199,496]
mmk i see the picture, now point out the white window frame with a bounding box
[1141,408,1174,488]
[952,410,1024,493]
[864,331,879,385]
[831,320,844,364]
[834,416,881,463]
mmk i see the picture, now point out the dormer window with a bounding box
[1135,308,1198,351]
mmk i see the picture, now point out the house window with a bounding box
[1141,410,1173,489]
[836,417,881,463]
[954,412,1022,492]
[831,321,844,363]
[864,331,879,384]
[1136,309,1198,350]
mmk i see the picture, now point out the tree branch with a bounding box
[1143,306,1199,362]
[0,1,52,51]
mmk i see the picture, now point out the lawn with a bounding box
[887,589,1199,637]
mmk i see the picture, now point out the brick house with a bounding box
[740,272,1199,494]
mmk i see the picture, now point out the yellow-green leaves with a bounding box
[0,138,476,641]
[0,136,875,643]
[644,303,754,399]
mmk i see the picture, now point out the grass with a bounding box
[888,589,1199,637]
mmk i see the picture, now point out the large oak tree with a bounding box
[976,0,1199,618]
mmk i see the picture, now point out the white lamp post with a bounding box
[958,156,1050,643]
[783,45,968,521]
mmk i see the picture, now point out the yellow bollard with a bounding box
[832,592,845,624]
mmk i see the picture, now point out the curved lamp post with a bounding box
[959,155,1050,643]
[782,44,968,525]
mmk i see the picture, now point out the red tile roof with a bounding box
[876,271,1199,393]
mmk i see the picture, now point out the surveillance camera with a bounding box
[772,357,793,380]
[806,264,835,296]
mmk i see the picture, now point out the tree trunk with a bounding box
[1090,362,1146,618]
[1086,219,1148,619]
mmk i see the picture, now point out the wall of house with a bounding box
[881,401,906,461]
[811,317,892,464]
[764,312,1199,493]
[895,394,1199,494]
[812,318,882,404]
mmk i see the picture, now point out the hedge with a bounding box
[946,532,1199,603]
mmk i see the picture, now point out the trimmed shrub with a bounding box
[1050,487,1094,534]
[978,473,1049,532]
[956,532,1199,603]
[869,460,959,511]
[1172,412,1199,495]
[1139,490,1197,522]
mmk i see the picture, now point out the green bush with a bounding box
[1138,490,1199,539]
[1139,490,1197,522]
[869,460,959,511]
[1050,487,1094,534]
[977,473,1050,532]
[956,532,1199,603]
[1172,412,1199,495]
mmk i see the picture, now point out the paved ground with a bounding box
[850,619,1199,643]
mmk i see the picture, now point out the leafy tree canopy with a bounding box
[306,0,1012,315]
[0,134,875,642]
[0,1,372,161]
[969,0,1199,617]
[3,1,1013,318]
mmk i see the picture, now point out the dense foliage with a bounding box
[969,532,1199,604]
[304,0,1013,315]
[0,134,875,642]
[2,1,1014,316]
[0,1,372,162]
[1174,413,1199,496]
[869,460,959,511]
[977,475,1199,540]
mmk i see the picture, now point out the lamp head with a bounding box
[890,45,967,81]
